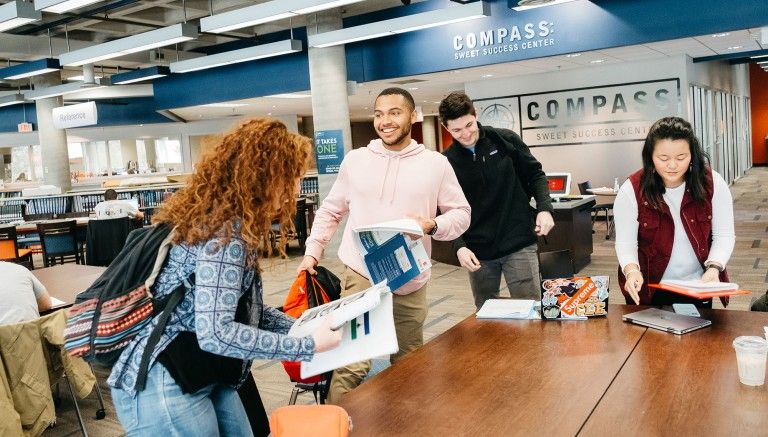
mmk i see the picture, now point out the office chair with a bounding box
[0,225,34,269]
[85,216,131,266]
[577,181,614,239]
[37,220,83,267]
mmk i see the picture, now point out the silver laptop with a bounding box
[622,308,711,335]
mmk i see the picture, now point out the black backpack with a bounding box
[64,223,188,368]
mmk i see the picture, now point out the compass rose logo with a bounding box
[479,104,516,131]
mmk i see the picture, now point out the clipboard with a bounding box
[648,283,751,299]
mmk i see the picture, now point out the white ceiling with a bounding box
[168,27,767,122]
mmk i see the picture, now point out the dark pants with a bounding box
[751,292,768,312]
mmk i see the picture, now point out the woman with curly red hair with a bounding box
[108,118,341,436]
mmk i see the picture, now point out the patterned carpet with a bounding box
[45,167,768,436]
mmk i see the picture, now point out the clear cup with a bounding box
[732,336,768,386]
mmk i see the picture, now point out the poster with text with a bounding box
[314,129,345,174]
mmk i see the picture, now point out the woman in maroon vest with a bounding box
[614,117,735,307]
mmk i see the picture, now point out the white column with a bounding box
[33,72,71,191]
[306,10,352,254]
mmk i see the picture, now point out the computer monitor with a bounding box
[546,173,572,197]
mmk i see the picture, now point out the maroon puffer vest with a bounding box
[617,167,728,305]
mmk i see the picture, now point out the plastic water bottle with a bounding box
[613,177,620,193]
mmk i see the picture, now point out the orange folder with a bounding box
[648,283,751,299]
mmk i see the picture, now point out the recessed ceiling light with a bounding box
[565,53,581,58]
[481,74,494,78]
[727,45,742,50]
[589,59,606,64]
[711,32,730,38]
[267,112,272,115]
[409,87,419,90]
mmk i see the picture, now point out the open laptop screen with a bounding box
[546,173,571,197]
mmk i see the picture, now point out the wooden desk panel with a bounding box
[32,264,106,308]
[338,307,645,436]
[580,309,768,436]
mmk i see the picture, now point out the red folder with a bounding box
[648,283,751,299]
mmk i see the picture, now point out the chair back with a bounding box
[85,216,131,266]
[0,225,21,260]
[37,220,79,266]
[295,198,307,247]
[577,181,593,196]
[539,249,575,280]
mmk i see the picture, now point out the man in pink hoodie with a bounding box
[298,87,471,403]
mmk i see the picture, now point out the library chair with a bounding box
[269,198,308,253]
[538,249,575,280]
[577,180,614,239]
[0,225,34,269]
[0,311,101,437]
[37,220,83,267]
[85,216,131,266]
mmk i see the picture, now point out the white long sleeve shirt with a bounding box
[614,170,735,281]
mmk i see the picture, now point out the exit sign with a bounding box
[17,122,33,133]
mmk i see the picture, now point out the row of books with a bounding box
[300,177,319,196]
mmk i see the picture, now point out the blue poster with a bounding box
[314,129,345,174]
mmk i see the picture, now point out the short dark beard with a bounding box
[380,124,412,148]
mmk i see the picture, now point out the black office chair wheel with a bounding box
[95,409,106,420]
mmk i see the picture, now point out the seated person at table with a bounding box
[94,189,144,221]
[614,117,735,307]
[108,118,342,436]
[0,261,52,325]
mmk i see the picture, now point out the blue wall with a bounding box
[2,0,766,132]
[0,103,37,133]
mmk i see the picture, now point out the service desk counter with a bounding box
[431,196,595,271]
[539,195,596,271]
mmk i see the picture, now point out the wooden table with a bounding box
[16,218,90,235]
[337,306,768,436]
[32,264,106,310]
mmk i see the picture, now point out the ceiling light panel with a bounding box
[110,66,170,85]
[0,58,61,80]
[201,0,365,34]
[35,0,102,14]
[309,2,490,48]
[59,23,198,67]
[170,39,302,73]
[24,81,103,100]
[0,0,41,32]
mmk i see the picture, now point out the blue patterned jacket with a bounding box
[108,229,315,395]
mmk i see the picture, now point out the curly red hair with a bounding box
[153,118,312,269]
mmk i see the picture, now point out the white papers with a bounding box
[50,297,66,306]
[353,219,432,293]
[289,282,389,336]
[661,279,739,292]
[476,299,538,319]
[288,282,399,378]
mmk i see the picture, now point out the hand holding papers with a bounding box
[288,282,398,378]
[353,219,433,293]
[476,299,538,319]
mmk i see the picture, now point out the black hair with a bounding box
[438,91,476,125]
[376,87,415,111]
[640,116,711,209]
[104,189,118,200]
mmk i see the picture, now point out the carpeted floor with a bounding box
[44,167,768,436]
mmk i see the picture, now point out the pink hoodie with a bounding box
[305,139,471,295]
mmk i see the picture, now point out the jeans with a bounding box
[111,363,254,437]
[468,243,540,310]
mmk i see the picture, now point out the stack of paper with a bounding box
[476,299,538,319]
[660,279,739,292]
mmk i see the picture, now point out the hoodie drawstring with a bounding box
[379,155,392,200]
